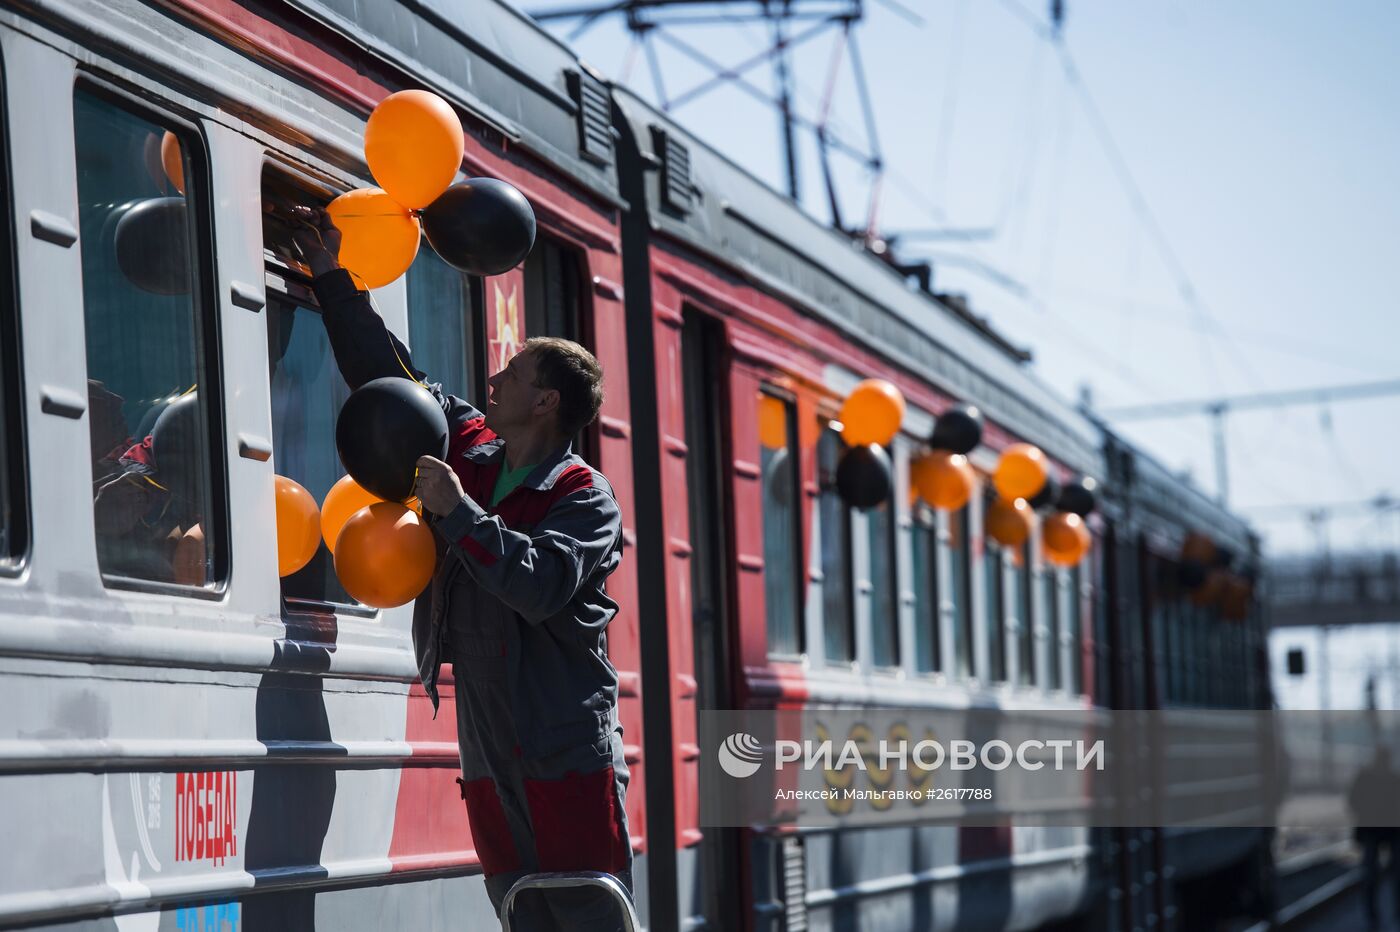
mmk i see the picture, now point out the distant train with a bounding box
[0,0,1269,930]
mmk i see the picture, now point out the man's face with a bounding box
[485,349,552,435]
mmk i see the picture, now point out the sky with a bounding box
[527,0,1400,557]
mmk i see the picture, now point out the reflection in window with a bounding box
[75,90,218,587]
[760,394,801,656]
[984,542,1005,681]
[818,426,853,663]
[407,247,478,404]
[1012,543,1034,685]
[912,505,939,673]
[266,295,353,603]
[869,495,899,668]
[949,507,972,677]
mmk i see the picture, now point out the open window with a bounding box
[261,167,354,607]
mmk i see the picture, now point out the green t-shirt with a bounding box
[491,460,537,507]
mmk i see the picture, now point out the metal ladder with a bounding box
[499,871,640,932]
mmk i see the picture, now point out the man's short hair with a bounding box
[524,336,605,436]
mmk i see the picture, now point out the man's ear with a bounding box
[535,387,561,418]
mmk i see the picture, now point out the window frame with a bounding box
[759,386,804,659]
[73,76,230,599]
[0,50,29,574]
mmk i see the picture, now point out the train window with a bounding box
[262,170,354,606]
[523,237,580,342]
[1068,564,1083,695]
[0,53,26,569]
[984,541,1006,681]
[911,503,939,673]
[1011,543,1034,685]
[818,425,854,663]
[948,507,973,677]
[407,247,482,405]
[1043,568,1062,690]
[760,392,802,656]
[867,488,899,669]
[74,88,223,590]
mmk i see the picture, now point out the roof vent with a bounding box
[568,68,613,166]
[651,126,693,214]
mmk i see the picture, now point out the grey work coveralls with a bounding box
[313,270,633,928]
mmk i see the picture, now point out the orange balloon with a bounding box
[985,497,1033,549]
[321,474,384,553]
[160,131,185,195]
[1191,568,1230,608]
[1043,512,1091,567]
[1221,576,1252,621]
[839,379,905,447]
[275,475,321,577]
[1182,531,1216,564]
[912,451,975,511]
[364,89,464,209]
[758,394,788,450]
[326,188,421,289]
[334,502,436,608]
[993,442,1048,502]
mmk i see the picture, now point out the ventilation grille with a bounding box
[569,68,613,166]
[652,126,693,213]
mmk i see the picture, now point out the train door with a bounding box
[678,308,743,931]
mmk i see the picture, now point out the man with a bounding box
[292,207,631,930]
[1349,745,1400,930]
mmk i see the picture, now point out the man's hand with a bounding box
[414,455,467,517]
[289,205,343,278]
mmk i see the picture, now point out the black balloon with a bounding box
[1178,559,1208,590]
[1212,545,1234,569]
[114,196,190,295]
[836,444,892,510]
[1028,473,1061,511]
[150,391,204,500]
[1057,475,1099,516]
[929,403,983,455]
[422,178,536,276]
[336,378,449,501]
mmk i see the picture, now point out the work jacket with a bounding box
[313,269,624,759]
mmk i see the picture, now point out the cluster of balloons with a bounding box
[331,89,537,289]
[835,379,905,509]
[273,378,450,608]
[274,472,436,608]
[910,404,981,513]
[984,440,1097,569]
[1177,532,1253,620]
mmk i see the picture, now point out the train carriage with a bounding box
[613,86,1111,932]
[0,0,1272,930]
[0,0,648,927]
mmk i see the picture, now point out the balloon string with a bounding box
[364,291,429,389]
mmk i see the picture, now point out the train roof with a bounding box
[283,0,622,203]
[1105,428,1257,554]
[611,86,1106,480]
